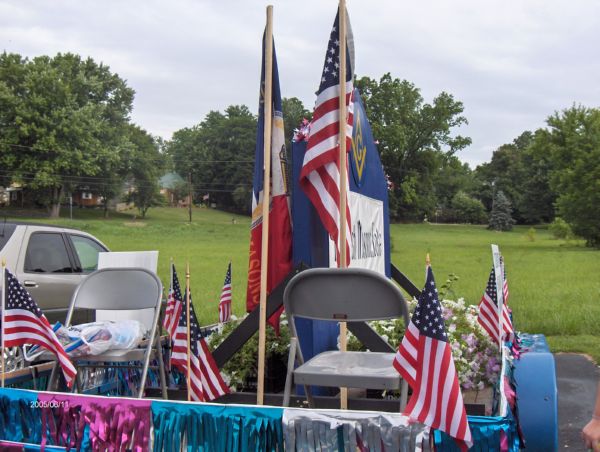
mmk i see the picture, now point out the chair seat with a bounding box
[36,348,150,363]
[294,351,401,390]
[72,349,149,363]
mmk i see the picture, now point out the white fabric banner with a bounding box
[329,192,385,275]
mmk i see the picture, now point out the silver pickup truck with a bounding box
[0,222,109,325]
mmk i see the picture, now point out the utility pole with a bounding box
[188,172,193,223]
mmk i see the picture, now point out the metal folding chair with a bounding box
[47,267,168,398]
[282,267,410,409]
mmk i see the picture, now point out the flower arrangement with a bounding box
[348,297,501,391]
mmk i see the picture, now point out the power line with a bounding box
[0,170,253,192]
[0,141,256,165]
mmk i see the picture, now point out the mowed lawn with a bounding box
[6,207,600,361]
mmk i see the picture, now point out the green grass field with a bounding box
[5,206,600,361]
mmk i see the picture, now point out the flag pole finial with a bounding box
[426,253,431,266]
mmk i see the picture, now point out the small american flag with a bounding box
[2,268,76,387]
[219,262,232,323]
[477,267,514,344]
[300,9,353,266]
[393,266,472,450]
[170,289,229,402]
[163,264,183,340]
[501,257,510,304]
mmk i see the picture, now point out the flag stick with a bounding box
[257,4,274,406]
[338,0,349,410]
[168,258,173,372]
[491,244,503,350]
[1,258,6,387]
[185,261,191,402]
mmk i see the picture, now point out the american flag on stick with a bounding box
[162,263,183,340]
[477,267,514,344]
[170,289,229,402]
[300,9,354,266]
[219,262,232,323]
[393,265,472,450]
[2,268,76,387]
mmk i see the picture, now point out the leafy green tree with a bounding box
[167,106,256,213]
[355,73,471,220]
[488,190,515,231]
[0,52,133,217]
[282,97,311,140]
[532,106,600,246]
[472,131,555,223]
[125,125,165,218]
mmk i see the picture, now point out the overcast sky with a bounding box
[2,0,600,167]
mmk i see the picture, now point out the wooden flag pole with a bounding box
[426,253,431,268]
[185,262,191,402]
[257,4,274,406]
[1,258,6,387]
[338,0,349,410]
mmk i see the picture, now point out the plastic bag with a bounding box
[57,320,146,356]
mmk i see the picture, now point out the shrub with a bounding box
[549,217,574,240]
[208,315,291,391]
[451,192,487,224]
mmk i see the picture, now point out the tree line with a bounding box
[1,52,598,246]
[0,52,165,218]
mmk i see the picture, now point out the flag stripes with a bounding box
[3,269,76,387]
[219,263,232,323]
[170,289,229,402]
[393,266,472,450]
[300,11,353,266]
[477,267,514,343]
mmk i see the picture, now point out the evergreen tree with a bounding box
[488,190,515,231]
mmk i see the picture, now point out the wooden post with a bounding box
[257,4,274,406]
[188,173,193,223]
[1,258,5,388]
[338,0,349,410]
[185,262,191,401]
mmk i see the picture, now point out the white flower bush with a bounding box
[348,297,501,390]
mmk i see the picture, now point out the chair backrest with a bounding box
[65,267,162,326]
[283,268,409,323]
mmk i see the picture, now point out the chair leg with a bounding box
[283,338,298,407]
[138,345,153,399]
[156,336,168,399]
[46,362,58,391]
[304,384,316,408]
[400,379,408,411]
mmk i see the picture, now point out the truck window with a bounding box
[70,235,106,273]
[24,233,73,273]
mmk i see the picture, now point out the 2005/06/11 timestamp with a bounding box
[29,400,70,409]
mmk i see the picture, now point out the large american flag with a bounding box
[477,267,514,344]
[170,289,229,402]
[162,264,183,340]
[393,266,472,450]
[300,9,354,266]
[219,262,232,323]
[2,268,76,387]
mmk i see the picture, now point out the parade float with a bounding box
[0,2,557,450]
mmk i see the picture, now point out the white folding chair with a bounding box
[283,267,410,409]
[47,267,167,398]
